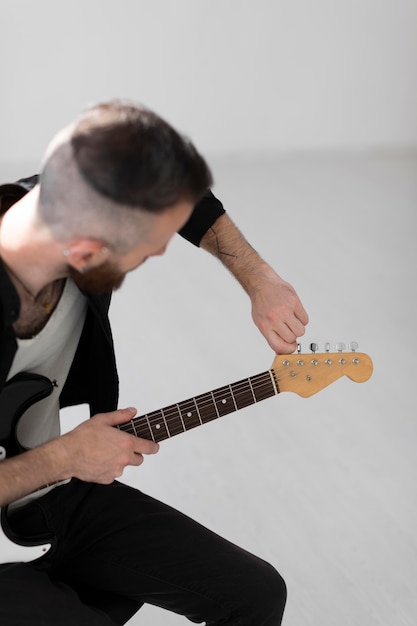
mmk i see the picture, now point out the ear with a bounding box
[64,239,109,273]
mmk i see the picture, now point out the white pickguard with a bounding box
[0,510,51,563]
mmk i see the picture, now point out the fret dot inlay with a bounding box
[222,399,226,404]
[187,412,192,417]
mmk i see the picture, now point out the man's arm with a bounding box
[0,408,158,507]
[200,213,309,355]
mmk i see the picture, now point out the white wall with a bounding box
[1,0,416,167]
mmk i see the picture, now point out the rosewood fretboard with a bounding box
[118,370,280,443]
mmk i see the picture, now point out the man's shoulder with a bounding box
[0,175,39,213]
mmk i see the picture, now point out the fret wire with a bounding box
[144,414,155,442]
[160,408,171,437]
[248,377,256,403]
[176,403,186,432]
[124,420,147,438]
[229,384,238,411]
[193,397,203,424]
[210,391,221,418]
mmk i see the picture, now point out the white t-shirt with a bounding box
[7,278,87,507]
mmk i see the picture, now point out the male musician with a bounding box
[0,100,308,624]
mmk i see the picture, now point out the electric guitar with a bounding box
[0,345,373,564]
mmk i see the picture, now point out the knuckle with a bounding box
[119,452,131,466]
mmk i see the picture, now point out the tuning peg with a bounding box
[324,342,331,352]
[349,341,359,352]
[310,343,318,353]
[297,343,301,353]
[336,342,346,352]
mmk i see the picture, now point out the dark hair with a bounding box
[71,100,212,211]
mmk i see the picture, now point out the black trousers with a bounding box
[0,480,287,625]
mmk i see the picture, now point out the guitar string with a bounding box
[120,373,277,437]
[131,374,273,424]
[120,387,274,436]
[142,374,275,422]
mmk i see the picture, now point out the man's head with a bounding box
[37,100,212,291]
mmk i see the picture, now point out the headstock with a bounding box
[271,342,373,397]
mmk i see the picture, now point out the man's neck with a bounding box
[0,187,65,297]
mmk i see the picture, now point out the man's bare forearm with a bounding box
[200,213,268,293]
[0,407,159,508]
[0,439,71,507]
[200,213,309,354]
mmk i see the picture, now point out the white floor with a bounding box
[3,151,417,625]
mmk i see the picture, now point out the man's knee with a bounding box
[228,558,287,625]
[253,561,287,624]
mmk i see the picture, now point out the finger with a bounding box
[286,315,307,338]
[294,301,309,326]
[267,319,299,345]
[131,453,145,466]
[96,409,159,454]
[264,328,297,355]
[98,407,138,426]
[133,438,160,456]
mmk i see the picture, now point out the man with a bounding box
[0,100,308,624]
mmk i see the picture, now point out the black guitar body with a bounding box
[0,373,54,461]
[0,373,55,562]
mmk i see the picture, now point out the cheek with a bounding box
[123,255,148,273]
[152,245,167,257]
[121,245,166,272]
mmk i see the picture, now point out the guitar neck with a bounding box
[118,370,279,443]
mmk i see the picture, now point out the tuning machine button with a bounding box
[324,342,331,352]
[310,343,318,353]
[349,341,359,352]
[336,342,346,352]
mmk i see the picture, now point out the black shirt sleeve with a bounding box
[178,189,225,247]
[0,175,225,248]
[0,175,39,213]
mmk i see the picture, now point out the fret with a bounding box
[179,398,202,430]
[248,377,256,403]
[252,372,276,402]
[130,419,138,438]
[121,415,152,440]
[210,392,220,418]
[195,392,218,424]
[176,403,186,432]
[160,408,170,437]
[193,397,203,424]
[212,385,237,417]
[146,409,169,441]
[231,378,256,410]
[229,384,238,411]
[160,404,185,437]
[144,415,155,442]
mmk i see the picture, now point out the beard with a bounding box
[68,260,126,294]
